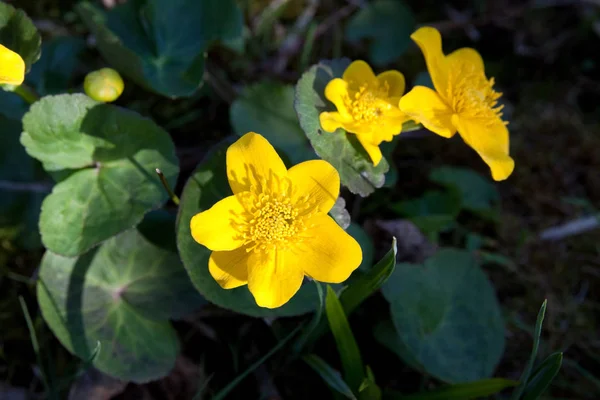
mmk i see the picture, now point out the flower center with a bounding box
[344,81,391,123]
[447,63,504,122]
[236,174,316,252]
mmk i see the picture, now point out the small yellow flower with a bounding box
[190,133,362,309]
[319,60,411,166]
[399,27,514,181]
[84,68,124,103]
[0,44,25,85]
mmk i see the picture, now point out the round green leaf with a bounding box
[381,249,505,383]
[77,0,243,98]
[37,213,202,383]
[230,81,315,165]
[176,138,320,317]
[345,0,415,66]
[294,59,389,197]
[21,94,179,256]
[0,2,41,72]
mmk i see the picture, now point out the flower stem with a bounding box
[155,168,180,206]
[13,84,39,104]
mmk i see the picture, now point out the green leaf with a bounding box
[522,352,562,400]
[36,212,202,382]
[304,354,357,400]
[510,300,547,400]
[429,166,500,217]
[373,321,423,372]
[330,197,352,230]
[294,59,390,197]
[391,190,461,235]
[381,249,505,383]
[345,0,415,66]
[326,285,365,393]
[346,223,374,272]
[0,2,41,72]
[21,94,179,256]
[230,81,315,165]
[387,378,519,400]
[77,0,243,98]
[175,137,321,317]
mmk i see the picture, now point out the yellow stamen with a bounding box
[344,81,391,123]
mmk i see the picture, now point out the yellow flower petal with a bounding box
[301,215,362,283]
[452,115,515,181]
[209,246,250,289]
[410,26,449,97]
[324,78,352,121]
[247,250,305,308]
[226,132,288,194]
[355,134,383,166]
[399,86,456,138]
[342,60,377,88]
[190,195,247,251]
[0,44,25,85]
[288,159,340,214]
[446,48,484,74]
[319,111,345,133]
[377,70,405,97]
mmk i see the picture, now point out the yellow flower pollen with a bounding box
[345,81,391,123]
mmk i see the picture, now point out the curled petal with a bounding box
[324,78,352,120]
[399,86,456,138]
[301,215,362,283]
[377,70,405,97]
[0,44,25,85]
[226,132,288,194]
[319,111,345,133]
[247,250,305,309]
[288,160,340,214]
[190,195,247,251]
[410,27,449,98]
[446,48,485,75]
[209,246,250,289]
[355,134,383,166]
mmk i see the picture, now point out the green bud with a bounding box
[84,68,124,103]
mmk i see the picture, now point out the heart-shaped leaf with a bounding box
[294,59,389,197]
[176,137,321,317]
[37,211,203,383]
[77,0,243,98]
[381,249,505,383]
[0,2,41,72]
[21,94,179,256]
[230,81,315,165]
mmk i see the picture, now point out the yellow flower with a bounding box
[0,44,25,85]
[190,133,363,309]
[319,60,411,166]
[84,68,124,103]
[399,27,514,181]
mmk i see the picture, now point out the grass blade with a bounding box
[293,280,324,354]
[522,352,563,400]
[385,378,519,400]
[304,354,357,400]
[510,300,548,400]
[325,285,365,393]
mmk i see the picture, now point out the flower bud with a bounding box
[84,68,124,102]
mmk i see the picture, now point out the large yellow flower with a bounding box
[319,60,411,166]
[190,133,362,309]
[399,27,514,181]
[0,44,25,85]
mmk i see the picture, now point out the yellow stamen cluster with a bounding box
[344,81,391,123]
[447,63,504,123]
[235,175,316,252]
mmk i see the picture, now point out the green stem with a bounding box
[13,84,39,104]
[155,168,180,206]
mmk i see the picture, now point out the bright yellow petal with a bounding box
[226,132,288,194]
[320,111,345,133]
[247,250,305,309]
[399,86,456,138]
[0,44,25,85]
[300,215,362,283]
[324,78,352,120]
[377,70,405,97]
[446,48,484,74]
[452,115,515,181]
[355,134,383,166]
[287,159,340,214]
[190,195,246,251]
[209,246,250,289]
[343,60,377,88]
[410,26,449,97]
